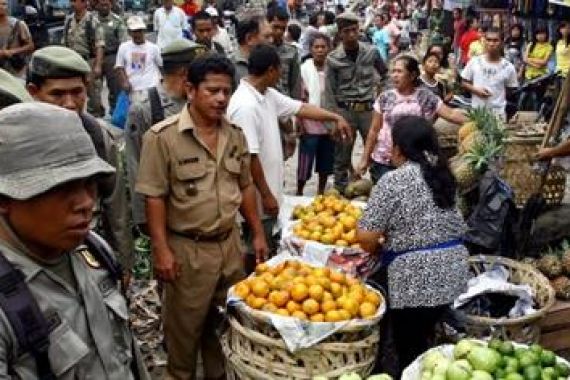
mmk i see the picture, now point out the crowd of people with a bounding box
[1,0,570,378]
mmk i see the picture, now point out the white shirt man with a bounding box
[115,35,162,93]
[227,79,302,215]
[153,3,188,49]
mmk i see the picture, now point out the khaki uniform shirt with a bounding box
[275,42,301,99]
[135,106,252,236]
[62,11,105,60]
[98,12,127,55]
[324,41,387,111]
[0,238,145,380]
[125,86,186,225]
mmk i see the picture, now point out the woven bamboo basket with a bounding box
[220,315,380,380]
[461,255,556,344]
[500,136,566,207]
[434,118,459,160]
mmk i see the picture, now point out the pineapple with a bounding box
[459,130,484,154]
[551,276,570,300]
[537,254,564,279]
[450,156,479,190]
[458,122,478,144]
[463,141,502,174]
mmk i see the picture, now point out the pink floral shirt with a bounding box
[371,87,442,165]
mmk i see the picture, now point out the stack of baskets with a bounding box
[221,297,382,379]
[458,255,556,344]
[500,136,566,207]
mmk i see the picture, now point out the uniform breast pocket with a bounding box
[47,319,90,377]
[103,288,133,364]
[360,66,374,80]
[174,162,209,196]
[223,155,241,177]
[339,66,355,82]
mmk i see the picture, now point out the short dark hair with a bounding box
[188,53,235,86]
[163,62,188,75]
[247,44,280,76]
[422,51,441,64]
[288,23,301,42]
[266,6,289,22]
[236,17,261,45]
[191,10,213,29]
[309,32,331,48]
[485,27,503,39]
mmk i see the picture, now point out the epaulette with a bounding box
[150,114,179,133]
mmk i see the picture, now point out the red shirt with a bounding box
[181,1,199,16]
[460,29,480,65]
[453,19,466,48]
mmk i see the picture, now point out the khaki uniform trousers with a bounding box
[87,58,105,117]
[163,228,244,380]
[103,53,120,112]
[333,108,373,191]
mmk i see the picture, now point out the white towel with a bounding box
[300,58,322,107]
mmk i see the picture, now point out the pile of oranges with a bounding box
[291,194,364,247]
[233,260,382,323]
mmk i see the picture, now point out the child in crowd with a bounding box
[420,52,447,100]
[555,22,570,78]
[505,24,526,77]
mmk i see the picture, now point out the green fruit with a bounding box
[495,368,507,378]
[519,352,539,368]
[467,347,501,373]
[554,363,569,377]
[489,338,502,351]
[446,360,472,380]
[523,365,542,380]
[540,350,557,367]
[541,367,557,380]
[515,348,528,359]
[529,344,543,356]
[471,370,494,380]
[505,373,524,380]
[454,340,478,359]
[499,341,515,356]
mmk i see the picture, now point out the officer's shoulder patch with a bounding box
[77,248,101,269]
[151,114,179,133]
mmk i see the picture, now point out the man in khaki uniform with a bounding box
[0,102,148,379]
[324,12,387,191]
[26,46,134,282]
[97,0,128,112]
[62,0,106,117]
[136,54,268,380]
[125,39,207,229]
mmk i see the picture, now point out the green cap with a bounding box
[336,11,359,24]
[28,46,91,78]
[0,102,115,200]
[0,69,32,107]
[161,40,208,65]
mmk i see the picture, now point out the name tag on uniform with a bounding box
[178,157,199,165]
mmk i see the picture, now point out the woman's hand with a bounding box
[356,229,385,254]
[354,158,370,178]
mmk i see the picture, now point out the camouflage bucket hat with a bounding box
[0,102,115,200]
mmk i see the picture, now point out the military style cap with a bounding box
[336,11,359,23]
[28,46,91,78]
[161,40,208,65]
[0,102,115,200]
[127,15,146,31]
[0,69,32,106]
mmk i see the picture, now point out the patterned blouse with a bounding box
[371,87,442,165]
[359,162,470,309]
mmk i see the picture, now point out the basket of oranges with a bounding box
[221,258,385,379]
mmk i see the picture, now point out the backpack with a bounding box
[0,232,122,379]
[63,13,95,58]
[148,87,165,125]
[0,18,28,71]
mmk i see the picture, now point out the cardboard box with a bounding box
[540,300,570,351]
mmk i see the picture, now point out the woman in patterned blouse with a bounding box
[357,116,469,376]
[354,55,467,183]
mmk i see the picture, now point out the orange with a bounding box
[310,313,325,323]
[325,310,342,322]
[322,291,334,302]
[286,260,301,270]
[335,240,349,247]
[317,277,332,291]
[291,310,308,320]
[340,215,357,230]
[342,298,359,317]
[234,281,250,299]
[305,275,319,287]
[276,308,290,317]
[298,266,312,276]
[245,294,257,308]
[302,299,320,315]
[286,300,302,314]
[348,291,364,305]
[268,290,290,308]
[321,300,337,313]
[313,267,330,278]
[365,291,382,307]
[359,302,377,318]
[281,268,297,279]
[250,297,267,310]
[292,276,306,285]
[308,284,324,302]
[291,283,309,302]
[262,303,278,313]
[260,272,274,283]
[251,279,270,298]
[270,276,286,291]
[330,282,343,298]
[255,263,269,275]
[338,309,351,321]
[329,270,346,285]
[345,275,360,287]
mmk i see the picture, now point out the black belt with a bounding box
[104,51,118,56]
[169,228,233,242]
[338,101,374,112]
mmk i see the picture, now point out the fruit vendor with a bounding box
[135,55,268,379]
[355,55,467,183]
[356,116,470,377]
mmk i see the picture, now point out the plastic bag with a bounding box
[111,91,129,129]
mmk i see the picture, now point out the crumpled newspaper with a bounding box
[227,253,385,353]
[128,280,166,370]
[453,265,536,318]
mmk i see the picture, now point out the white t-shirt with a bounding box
[153,6,188,49]
[461,55,519,117]
[115,40,162,92]
[227,80,302,217]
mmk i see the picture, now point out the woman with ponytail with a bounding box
[357,116,469,376]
